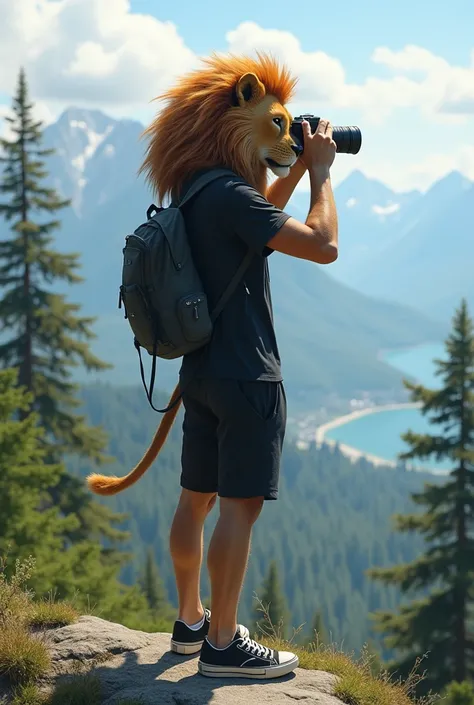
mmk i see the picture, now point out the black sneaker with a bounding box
[170,608,211,655]
[198,625,299,679]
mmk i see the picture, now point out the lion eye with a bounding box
[272,117,283,129]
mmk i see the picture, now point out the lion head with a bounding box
[139,52,300,204]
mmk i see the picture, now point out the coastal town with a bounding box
[289,398,450,476]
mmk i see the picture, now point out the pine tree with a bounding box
[139,547,168,614]
[0,366,135,611]
[0,68,132,591]
[0,67,110,461]
[253,560,290,639]
[368,299,474,694]
[0,367,73,577]
[443,680,474,705]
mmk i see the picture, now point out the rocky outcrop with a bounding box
[40,615,343,704]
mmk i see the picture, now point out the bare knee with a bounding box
[220,497,264,526]
[176,489,217,518]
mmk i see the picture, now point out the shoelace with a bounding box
[241,635,273,659]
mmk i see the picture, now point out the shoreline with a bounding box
[314,402,436,471]
[315,402,422,446]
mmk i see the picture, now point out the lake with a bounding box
[324,341,453,472]
[381,342,445,389]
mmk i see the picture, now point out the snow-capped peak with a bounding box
[70,121,114,173]
[371,202,400,216]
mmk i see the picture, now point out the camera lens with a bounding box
[332,126,362,155]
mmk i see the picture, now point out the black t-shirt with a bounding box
[178,170,291,384]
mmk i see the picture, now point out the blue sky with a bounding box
[0,0,473,192]
[131,0,473,73]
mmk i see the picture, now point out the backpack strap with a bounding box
[177,166,255,318]
[210,249,254,322]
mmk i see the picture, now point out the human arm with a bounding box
[267,120,338,264]
[265,159,307,211]
[210,121,337,263]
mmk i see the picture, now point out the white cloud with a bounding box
[226,23,347,105]
[292,143,474,194]
[0,3,473,192]
[0,0,196,110]
[371,45,474,118]
[372,203,400,216]
[67,41,119,78]
[372,45,445,74]
[227,24,474,125]
[0,3,472,125]
[402,145,474,188]
[350,145,474,193]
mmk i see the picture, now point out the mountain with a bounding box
[45,108,145,218]
[344,172,474,320]
[1,107,446,408]
[286,170,423,284]
[291,168,473,322]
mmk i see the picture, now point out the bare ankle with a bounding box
[208,624,237,649]
[179,606,205,626]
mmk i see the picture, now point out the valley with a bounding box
[287,170,474,321]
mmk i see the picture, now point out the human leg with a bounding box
[170,381,218,654]
[198,379,297,678]
[207,496,264,648]
[170,488,217,625]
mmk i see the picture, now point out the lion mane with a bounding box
[141,52,297,204]
[86,52,297,497]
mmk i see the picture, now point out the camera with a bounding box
[290,115,362,155]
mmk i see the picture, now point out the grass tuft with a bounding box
[0,625,51,685]
[47,674,102,705]
[0,552,77,695]
[0,554,36,627]
[254,597,434,705]
[28,598,79,630]
[0,557,79,705]
[10,682,47,705]
[1,553,79,631]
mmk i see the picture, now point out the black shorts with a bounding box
[180,378,287,501]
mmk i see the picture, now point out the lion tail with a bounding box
[86,383,182,496]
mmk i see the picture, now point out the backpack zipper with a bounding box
[185,296,202,320]
[128,231,182,271]
[126,233,148,249]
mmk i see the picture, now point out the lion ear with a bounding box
[235,72,266,107]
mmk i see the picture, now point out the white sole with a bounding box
[198,655,299,679]
[170,638,204,655]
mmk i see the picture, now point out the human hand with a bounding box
[299,118,336,172]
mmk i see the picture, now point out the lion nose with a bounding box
[291,143,303,156]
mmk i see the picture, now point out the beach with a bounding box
[314,402,423,469]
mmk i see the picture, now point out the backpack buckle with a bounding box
[147,204,164,220]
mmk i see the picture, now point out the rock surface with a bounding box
[41,615,343,704]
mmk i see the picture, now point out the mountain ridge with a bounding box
[42,107,472,220]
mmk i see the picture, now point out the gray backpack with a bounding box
[118,168,253,412]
